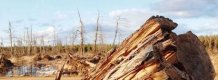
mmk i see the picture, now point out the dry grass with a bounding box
[0,76,82,80]
[0,35,217,79]
[209,53,218,80]
[9,55,36,65]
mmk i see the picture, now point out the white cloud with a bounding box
[108,8,158,31]
[109,8,157,18]
[109,9,148,17]
[46,26,55,32]
[1,0,218,45]
[163,11,195,18]
[172,16,218,35]
[154,0,218,18]
[108,7,218,37]
[104,9,160,43]
[55,11,68,20]
[35,26,54,37]
[33,26,55,45]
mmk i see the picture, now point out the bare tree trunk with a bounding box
[53,26,56,47]
[8,22,14,75]
[40,35,45,55]
[77,10,84,55]
[112,17,120,46]
[26,27,31,55]
[32,37,37,54]
[39,36,42,54]
[0,38,3,53]
[94,12,100,53]
[53,26,57,54]
[23,31,26,55]
[30,26,33,55]
[8,22,13,56]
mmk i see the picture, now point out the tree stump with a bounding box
[85,16,215,80]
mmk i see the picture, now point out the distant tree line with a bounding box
[199,35,218,54]
[0,44,114,57]
[0,11,122,57]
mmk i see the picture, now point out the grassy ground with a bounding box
[1,55,217,80]
[0,76,82,80]
[209,53,218,80]
[0,53,217,80]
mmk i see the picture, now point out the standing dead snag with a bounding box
[77,10,85,55]
[112,17,120,46]
[26,27,33,55]
[8,22,13,56]
[86,16,215,80]
[94,11,100,53]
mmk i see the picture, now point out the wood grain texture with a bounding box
[85,16,215,80]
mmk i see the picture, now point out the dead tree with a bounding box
[94,12,100,53]
[0,38,3,53]
[26,27,32,55]
[112,17,120,46]
[86,16,215,80]
[22,30,26,55]
[77,10,85,55]
[55,60,68,80]
[8,22,13,56]
[32,37,37,54]
[40,35,45,55]
[53,26,56,47]
[30,26,33,54]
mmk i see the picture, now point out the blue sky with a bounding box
[0,0,218,45]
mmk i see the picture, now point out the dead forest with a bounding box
[0,15,217,80]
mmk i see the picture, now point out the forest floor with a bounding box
[0,50,217,80]
[209,53,218,80]
[0,76,82,80]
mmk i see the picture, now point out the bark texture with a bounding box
[85,16,215,80]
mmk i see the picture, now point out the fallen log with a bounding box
[85,16,215,80]
[0,54,14,76]
[176,31,215,80]
[55,60,67,80]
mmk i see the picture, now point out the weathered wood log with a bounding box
[176,31,215,80]
[85,16,215,80]
[55,60,67,80]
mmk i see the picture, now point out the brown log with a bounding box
[55,60,67,80]
[176,31,215,80]
[85,16,215,80]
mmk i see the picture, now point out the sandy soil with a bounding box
[3,52,218,80]
[0,76,82,80]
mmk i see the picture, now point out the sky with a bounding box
[0,0,218,46]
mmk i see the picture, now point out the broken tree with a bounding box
[86,16,215,80]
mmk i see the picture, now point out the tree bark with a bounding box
[86,16,215,80]
[77,10,85,55]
